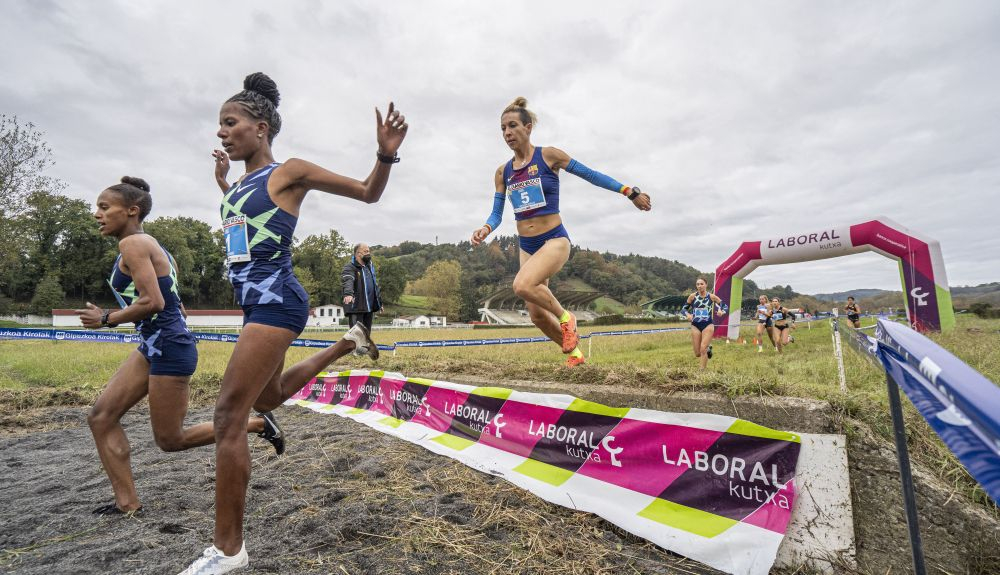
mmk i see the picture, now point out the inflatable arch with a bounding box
[713,216,955,340]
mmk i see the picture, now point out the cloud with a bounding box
[2,0,998,294]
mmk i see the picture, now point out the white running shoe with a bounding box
[343,323,379,360]
[177,543,248,575]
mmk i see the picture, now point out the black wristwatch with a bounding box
[628,186,642,200]
[100,309,118,328]
[376,150,400,164]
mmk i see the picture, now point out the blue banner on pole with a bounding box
[875,319,1000,504]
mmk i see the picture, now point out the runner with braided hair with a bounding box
[179,72,408,575]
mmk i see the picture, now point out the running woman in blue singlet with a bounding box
[753,294,776,353]
[178,73,407,575]
[770,297,793,354]
[77,177,281,516]
[470,97,651,367]
[681,278,727,369]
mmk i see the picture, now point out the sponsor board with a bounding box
[288,370,801,575]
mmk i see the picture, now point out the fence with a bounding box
[833,316,1000,574]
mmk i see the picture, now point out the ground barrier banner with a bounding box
[286,369,802,575]
[873,319,1000,503]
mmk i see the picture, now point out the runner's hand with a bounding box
[343,296,354,306]
[213,149,230,190]
[632,192,651,211]
[75,302,103,329]
[471,226,490,246]
[376,102,408,156]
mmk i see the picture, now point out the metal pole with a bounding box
[831,318,847,393]
[885,373,927,575]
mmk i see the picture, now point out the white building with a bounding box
[310,304,345,327]
[392,315,431,328]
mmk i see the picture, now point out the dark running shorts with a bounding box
[242,281,310,335]
[140,337,198,377]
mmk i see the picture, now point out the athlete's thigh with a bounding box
[147,375,191,437]
[92,350,152,418]
[516,238,570,287]
[689,327,701,350]
[218,324,297,411]
[701,325,715,347]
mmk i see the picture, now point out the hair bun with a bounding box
[509,96,528,109]
[243,72,280,108]
[120,176,150,193]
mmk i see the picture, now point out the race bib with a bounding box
[773,311,784,321]
[507,177,546,213]
[223,215,251,264]
[693,307,711,321]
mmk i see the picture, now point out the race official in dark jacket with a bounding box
[342,243,382,331]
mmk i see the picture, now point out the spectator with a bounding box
[342,243,382,331]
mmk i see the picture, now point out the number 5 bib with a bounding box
[507,177,547,213]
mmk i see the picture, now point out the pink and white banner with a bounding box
[287,370,802,575]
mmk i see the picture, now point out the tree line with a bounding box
[2,115,762,321]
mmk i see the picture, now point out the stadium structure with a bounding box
[478,286,605,325]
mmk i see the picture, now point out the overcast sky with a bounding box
[2,0,998,294]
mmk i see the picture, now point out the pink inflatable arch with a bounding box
[713,216,955,339]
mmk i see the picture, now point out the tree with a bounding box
[373,256,406,304]
[292,231,352,306]
[144,217,230,307]
[30,270,64,314]
[0,115,64,218]
[294,266,320,304]
[411,260,462,317]
[10,190,113,304]
[0,116,66,298]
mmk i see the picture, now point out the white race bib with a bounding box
[223,215,251,264]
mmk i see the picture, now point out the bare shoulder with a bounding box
[118,233,155,253]
[541,146,570,169]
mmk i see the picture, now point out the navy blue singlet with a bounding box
[220,163,308,307]
[503,147,560,221]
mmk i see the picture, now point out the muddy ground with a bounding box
[2,399,998,575]
[2,405,727,575]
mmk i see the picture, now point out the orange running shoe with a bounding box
[560,312,579,353]
[565,354,586,367]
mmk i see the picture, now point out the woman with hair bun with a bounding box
[179,72,408,574]
[470,97,651,367]
[78,177,282,517]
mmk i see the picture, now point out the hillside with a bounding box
[375,235,743,316]
[812,289,891,301]
[807,282,1000,310]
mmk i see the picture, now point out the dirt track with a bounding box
[1,406,724,575]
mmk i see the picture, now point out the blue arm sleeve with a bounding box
[716,301,729,313]
[566,159,628,194]
[484,192,504,232]
[681,304,691,315]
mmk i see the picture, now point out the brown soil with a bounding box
[2,383,998,574]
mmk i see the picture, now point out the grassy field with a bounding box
[2,314,998,511]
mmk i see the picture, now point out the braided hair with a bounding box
[226,72,282,143]
[106,176,153,221]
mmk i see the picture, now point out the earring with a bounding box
[257,133,263,138]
